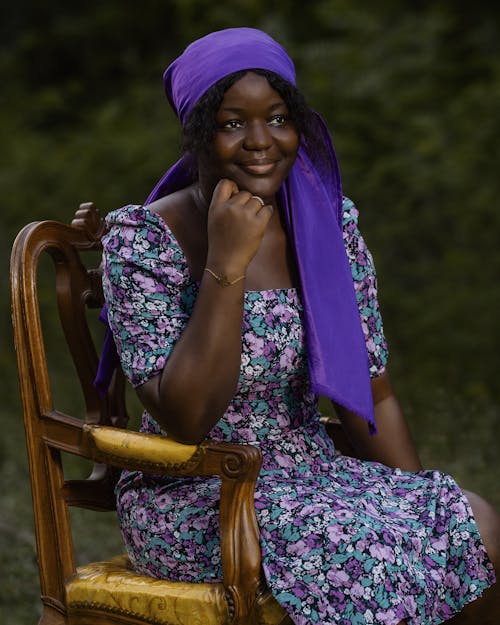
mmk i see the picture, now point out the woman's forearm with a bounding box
[335,371,423,471]
[137,273,246,444]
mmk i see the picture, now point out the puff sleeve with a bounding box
[342,197,388,378]
[101,205,192,388]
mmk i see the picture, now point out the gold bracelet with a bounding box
[204,267,245,287]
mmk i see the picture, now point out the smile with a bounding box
[238,161,278,175]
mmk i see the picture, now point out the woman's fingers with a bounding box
[206,181,273,272]
[243,194,273,216]
[250,197,274,225]
[250,195,265,207]
[211,180,272,214]
[210,178,240,208]
[209,180,273,233]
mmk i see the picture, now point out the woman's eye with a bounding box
[269,115,288,127]
[221,120,243,130]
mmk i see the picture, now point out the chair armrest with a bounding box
[83,424,263,624]
[82,424,202,472]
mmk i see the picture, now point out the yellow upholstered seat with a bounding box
[67,555,290,625]
[67,555,229,625]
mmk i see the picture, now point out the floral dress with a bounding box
[102,199,495,625]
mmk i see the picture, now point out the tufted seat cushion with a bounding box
[66,555,291,625]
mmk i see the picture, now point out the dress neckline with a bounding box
[134,203,299,296]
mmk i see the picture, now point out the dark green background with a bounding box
[1,2,499,622]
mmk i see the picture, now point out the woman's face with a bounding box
[200,72,300,203]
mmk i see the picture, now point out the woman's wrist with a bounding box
[204,267,245,287]
[204,252,249,284]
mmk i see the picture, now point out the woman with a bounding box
[100,27,498,624]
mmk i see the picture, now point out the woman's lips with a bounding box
[238,161,277,175]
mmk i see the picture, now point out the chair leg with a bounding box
[38,602,67,625]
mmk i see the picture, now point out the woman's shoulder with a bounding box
[103,203,187,277]
[104,190,191,250]
[105,203,166,235]
[145,187,193,226]
[341,196,360,228]
[340,195,377,274]
[341,196,363,249]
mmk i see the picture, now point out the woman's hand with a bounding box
[206,179,273,279]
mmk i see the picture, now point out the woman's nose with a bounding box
[243,121,272,150]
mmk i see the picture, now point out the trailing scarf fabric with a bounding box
[96,27,375,431]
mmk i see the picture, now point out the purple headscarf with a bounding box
[96,27,376,431]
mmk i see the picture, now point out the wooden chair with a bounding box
[10,203,353,625]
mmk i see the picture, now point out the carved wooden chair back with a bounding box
[10,204,125,616]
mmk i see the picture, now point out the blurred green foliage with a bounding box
[1,1,499,622]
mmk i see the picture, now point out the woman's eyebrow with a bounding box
[220,101,287,113]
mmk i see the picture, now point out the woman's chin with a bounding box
[233,176,283,202]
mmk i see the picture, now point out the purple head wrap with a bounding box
[95,27,375,431]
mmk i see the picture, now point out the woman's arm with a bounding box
[137,270,246,444]
[335,199,421,471]
[136,180,273,444]
[334,370,423,472]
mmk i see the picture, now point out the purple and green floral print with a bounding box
[102,201,494,625]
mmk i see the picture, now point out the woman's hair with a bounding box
[182,69,322,162]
